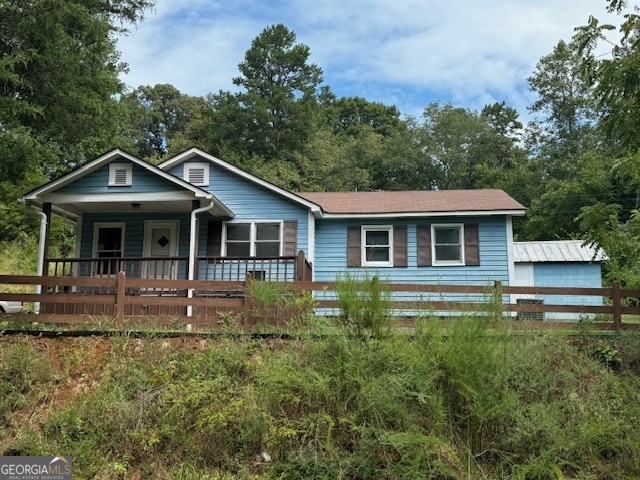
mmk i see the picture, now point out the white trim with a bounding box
[43,191,208,203]
[431,224,465,266]
[506,216,515,303]
[222,220,283,257]
[321,209,525,219]
[159,148,323,215]
[361,225,394,268]
[108,163,132,186]
[307,210,315,264]
[184,162,210,186]
[74,216,83,259]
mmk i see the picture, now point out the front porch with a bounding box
[42,252,313,316]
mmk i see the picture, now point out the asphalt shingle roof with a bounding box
[297,189,525,215]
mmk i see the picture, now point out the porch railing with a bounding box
[46,250,313,284]
[196,250,312,282]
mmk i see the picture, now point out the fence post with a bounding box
[612,280,622,331]
[243,273,253,326]
[295,250,305,281]
[116,271,126,319]
[493,280,503,322]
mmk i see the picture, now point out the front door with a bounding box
[143,221,180,279]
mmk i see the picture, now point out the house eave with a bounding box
[319,209,526,219]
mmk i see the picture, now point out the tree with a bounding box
[0,0,152,244]
[574,1,640,154]
[230,24,324,159]
[526,40,599,179]
[121,84,208,160]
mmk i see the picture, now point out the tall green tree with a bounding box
[230,24,323,160]
[0,0,152,244]
[121,84,207,161]
[526,39,599,179]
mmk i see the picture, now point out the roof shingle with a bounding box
[297,189,525,215]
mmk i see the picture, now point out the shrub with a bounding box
[333,272,392,338]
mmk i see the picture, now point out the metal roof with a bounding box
[513,240,607,263]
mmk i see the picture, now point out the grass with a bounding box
[1,316,640,479]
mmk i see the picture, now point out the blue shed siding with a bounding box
[168,158,310,258]
[533,262,604,320]
[58,162,182,194]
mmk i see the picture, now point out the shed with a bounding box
[512,240,607,320]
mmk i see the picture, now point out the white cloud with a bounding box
[117,0,619,118]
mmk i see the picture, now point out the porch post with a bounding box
[41,202,52,277]
[34,202,52,315]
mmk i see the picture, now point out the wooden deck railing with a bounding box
[47,250,311,283]
[1,275,639,330]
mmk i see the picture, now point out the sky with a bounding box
[116,0,619,120]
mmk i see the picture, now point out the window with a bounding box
[93,223,125,275]
[185,162,209,186]
[224,222,281,257]
[362,226,393,267]
[108,164,132,186]
[432,224,464,266]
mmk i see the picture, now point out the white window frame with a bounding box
[223,221,283,257]
[431,224,465,266]
[361,225,393,267]
[92,222,126,276]
[108,163,132,186]
[185,162,209,186]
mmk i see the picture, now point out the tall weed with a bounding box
[334,272,392,338]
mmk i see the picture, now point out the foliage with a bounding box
[333,272,392,339]
[3,323,640,479]
[120,84,209,160]
[246,279,317,328]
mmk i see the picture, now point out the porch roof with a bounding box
[21,149,234,220]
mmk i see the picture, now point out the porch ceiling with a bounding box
[30,191,233,218]
[57,199,230,216]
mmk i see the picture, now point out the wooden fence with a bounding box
[1,274,639,330]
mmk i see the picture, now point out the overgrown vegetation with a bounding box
[2,317,640,479]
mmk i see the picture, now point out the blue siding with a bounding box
[59,162,182,194]
[313,218,510,315]
[313,218,509,284]
[168,158,310,258]
[533,262,604,320]
[80,213,191,258]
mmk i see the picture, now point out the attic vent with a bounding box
[189,168,205,184]
[185,162,209,186]
[114,168,128,185]
[108,164,132,187]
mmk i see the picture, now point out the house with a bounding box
[20,147,526,316]
[512,240,607,320]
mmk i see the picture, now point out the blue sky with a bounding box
[116,0,618,121]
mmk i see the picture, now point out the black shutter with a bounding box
[417,225,432,266]
[283,220,298,256]
[347,226,361,267]
[207,221,222,257]
[464,224,480,266]
[393,225,408,267]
